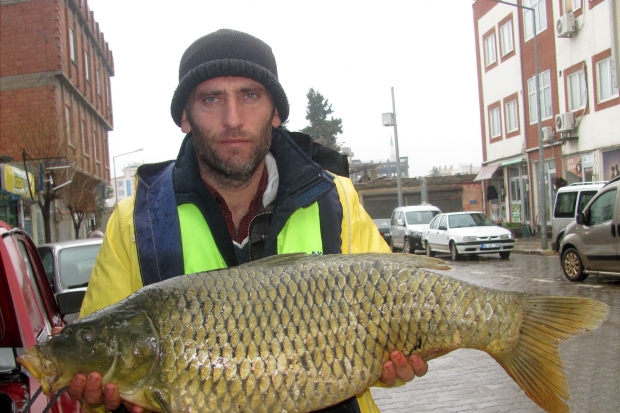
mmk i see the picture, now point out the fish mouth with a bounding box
[17,346,62,395]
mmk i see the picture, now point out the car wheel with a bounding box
[425,241,435,257]
[562,248,588,282]
[450,241,460,261]
[403,238,412,254]
[499,251,511,259]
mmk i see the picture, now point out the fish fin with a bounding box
[238,253,308,267]
[145,388,172,413]
[494,296,609,413]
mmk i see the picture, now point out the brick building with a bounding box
[472,0,619,229]
[0,0,113,242]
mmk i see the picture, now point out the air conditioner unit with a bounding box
[557,13,576,38]
[555,112,575,132]
[542,126,554,142]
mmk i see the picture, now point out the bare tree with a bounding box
[64,171,98,238]
[18,111,76,243]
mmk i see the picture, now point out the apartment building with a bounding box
[0,0,114,242]
[472,0,619,227]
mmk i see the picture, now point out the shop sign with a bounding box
[0,164,36,199]
[566,155,582,178]
[511,204,522,222]
[602,149,620,181]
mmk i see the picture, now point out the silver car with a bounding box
[38,238,103,321]
[560,177,620,281]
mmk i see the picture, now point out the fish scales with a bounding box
[17,253,609,413]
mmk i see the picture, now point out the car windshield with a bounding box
[58,244,101,289]
[405,211,438,225]
[449,213,495,228]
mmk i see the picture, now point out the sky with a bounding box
[87,0,482,178]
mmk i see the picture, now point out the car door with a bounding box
[424,216,439,247]
[580,188,618,271]
[433,215,450,251]
[392,211,406,249]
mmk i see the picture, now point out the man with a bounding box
[65,29,427,413]
[88,224,104,238]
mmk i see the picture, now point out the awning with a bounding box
[500,158,525,167]
[474,162,501,181]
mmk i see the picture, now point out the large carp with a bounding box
[18,253,608,413]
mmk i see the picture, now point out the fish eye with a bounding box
[80,329,94,343]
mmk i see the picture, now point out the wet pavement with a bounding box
[371,253,620,413]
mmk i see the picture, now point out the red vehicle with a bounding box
[0,221,83,413]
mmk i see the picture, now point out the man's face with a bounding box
[181,77,281,185]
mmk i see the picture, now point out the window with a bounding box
[527,70,552,123]
[578,191,597,214]
[505,99,518,132]
[84,50,91,82]
[489,107,501,138]
[80,119,86,152]
[523,0,547,41]
[484,33,497,67]
[96,68,102,96]
[69,27,77,63]
[597,58,619,102]
[93,130,98,160]
[568,70,587,110]
[554,192,577,218]
[588,189,616,225]
[438,216,447,230]
[500,20,514,56]
[126,180,133,197]
[65,106,72,144]
[573,0,582,11]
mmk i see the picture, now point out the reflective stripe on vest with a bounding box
[178,202,324,273]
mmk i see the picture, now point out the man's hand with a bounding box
[51,327,144,413]
[379,350,428,386]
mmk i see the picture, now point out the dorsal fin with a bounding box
[238,253,308,268]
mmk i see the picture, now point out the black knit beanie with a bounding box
[171,29,289,126]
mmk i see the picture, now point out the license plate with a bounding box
[481,243,500,249]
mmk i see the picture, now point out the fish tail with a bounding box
[493,296,609,413]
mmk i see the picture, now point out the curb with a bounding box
[512,249,558,256]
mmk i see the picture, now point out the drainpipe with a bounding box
[419,176,428,205]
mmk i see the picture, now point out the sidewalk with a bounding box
[512,233,557,256]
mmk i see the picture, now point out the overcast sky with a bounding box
[87,0,482,178]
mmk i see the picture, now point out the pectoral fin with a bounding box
[145,388,172,413]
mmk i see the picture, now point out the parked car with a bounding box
[372,218,392,246]
[551,181,606,251]
[390,205,442,253]
[559,176,620,282]
[38,238,103,322]
[0,221,84,413]
[422,212,515,260]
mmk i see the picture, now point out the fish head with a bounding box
[18,311,159,395]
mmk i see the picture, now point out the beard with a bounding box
[188,112,273,187]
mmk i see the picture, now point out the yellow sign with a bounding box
[1,164,36,199]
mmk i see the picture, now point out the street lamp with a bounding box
[113,148,143,205]
[382,87,404,207]
[490,0,547,250]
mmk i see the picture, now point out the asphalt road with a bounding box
[371,253,620,413]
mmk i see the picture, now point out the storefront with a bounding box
[0,164,39,238]
[565,153,595,184]
[602,149,620,181]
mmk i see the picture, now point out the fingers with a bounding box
[102,383,123,411]
[66,374,87,401]
[82,372,104,406]
[379,351,430,386]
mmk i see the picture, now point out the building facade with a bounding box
[472,0,619,227]
[0,0,113,242]
[109,163,140,207]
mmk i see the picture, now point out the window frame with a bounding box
[84,49,91,83]
[65,106,72,145]
[69,27,77,64]
[483,31,497,68]
[523,0,547,41]
[596,58,619,103]
[505,98,519,134]
[527,70,552,124]
[489,107,502,139]
[499,20,514,57]
[567,70,587,111]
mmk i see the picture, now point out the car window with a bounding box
[16,240,49,336]
[391,212,398,226]
[588,189,617,225]
[404,210,438,225]
[577,190,597,214]
[438,216,447,230]
[554,192,577,218]
[38,247,54,284]
[449,213,494,228]
[429,216,439,230]
[58,244,101,289]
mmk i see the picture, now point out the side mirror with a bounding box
[576,212,585,225]
[56,290,86,316]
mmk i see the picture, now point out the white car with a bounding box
[422,212,514,260]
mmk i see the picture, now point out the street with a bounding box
[371,253,620,413]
